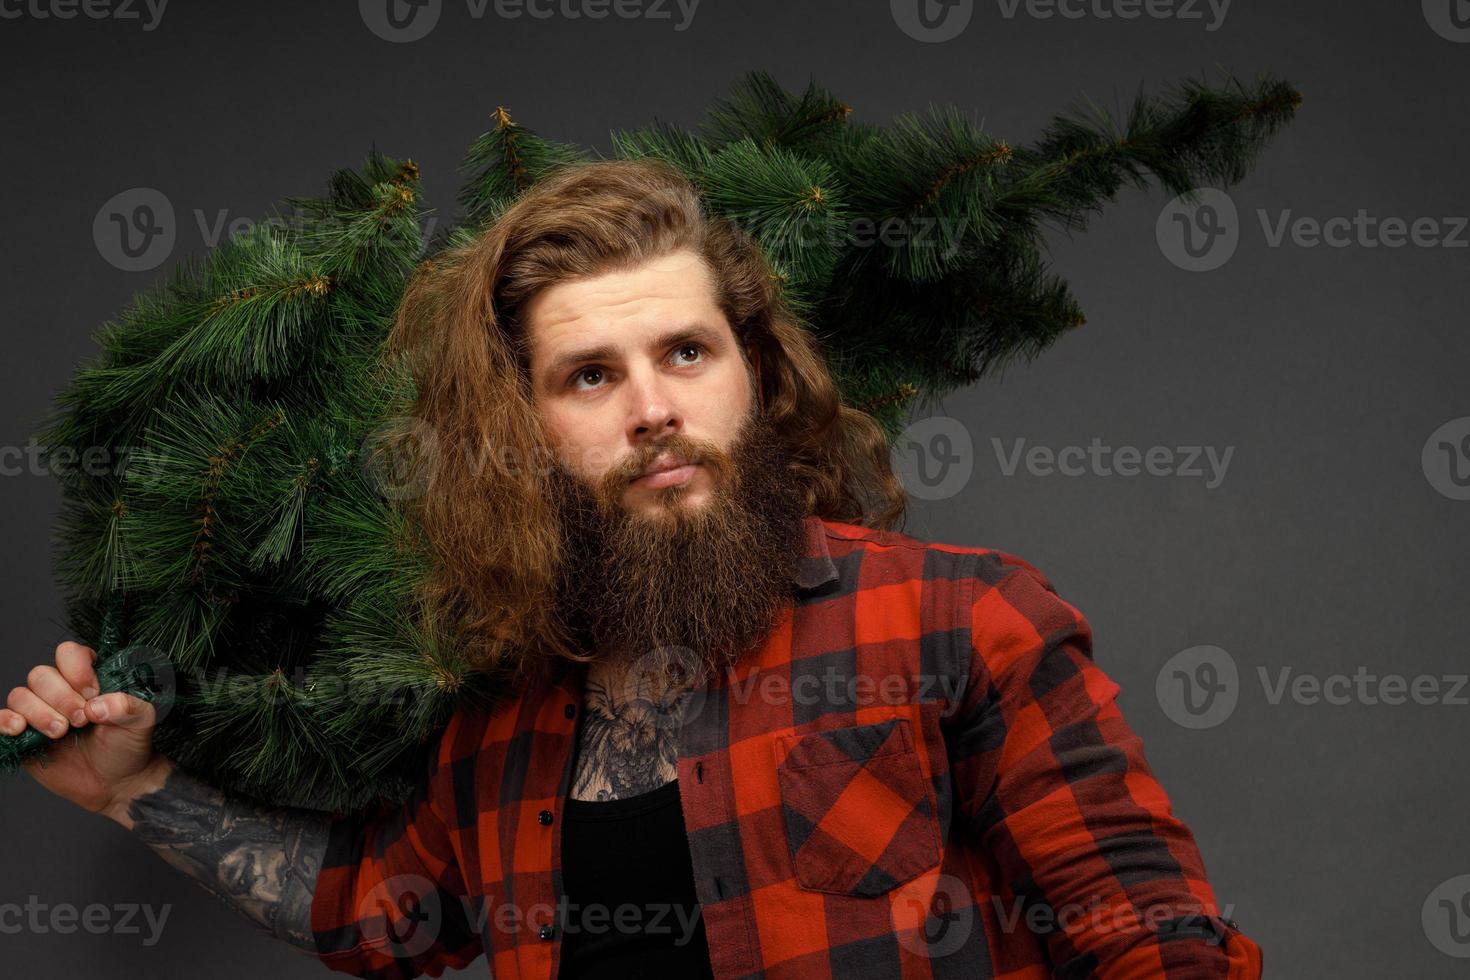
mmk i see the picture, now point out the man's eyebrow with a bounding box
[541,325,725,383]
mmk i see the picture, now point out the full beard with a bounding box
[545,408,810,688]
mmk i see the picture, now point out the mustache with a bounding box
[607,438,721,491]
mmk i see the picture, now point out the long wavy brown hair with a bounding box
[384,157,907,679]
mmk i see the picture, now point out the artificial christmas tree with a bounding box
[2,69,1300,812]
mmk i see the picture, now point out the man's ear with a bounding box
[746,344,763,404]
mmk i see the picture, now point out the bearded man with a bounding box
[4,158,1263,979]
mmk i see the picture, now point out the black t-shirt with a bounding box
[556,778,715,979]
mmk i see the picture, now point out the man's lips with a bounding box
[632,458,699,489]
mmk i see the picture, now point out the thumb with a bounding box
[86,691,157,731]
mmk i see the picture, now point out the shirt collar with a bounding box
[793,514,839,593]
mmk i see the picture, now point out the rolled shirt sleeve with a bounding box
[947,552,1264,978]
[310,718,485,979]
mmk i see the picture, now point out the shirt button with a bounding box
[538,809,553,825]
[564,703,576,719]
[538,924,555,941]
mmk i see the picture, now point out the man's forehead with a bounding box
[526,268,729,364]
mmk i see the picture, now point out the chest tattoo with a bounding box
[569,663,697,802]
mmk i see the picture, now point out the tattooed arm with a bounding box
[104,754,330,955]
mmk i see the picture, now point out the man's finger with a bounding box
[27,663,91,729]
[87,692,155,729]
[55,642,100,701]
[7,685,69,738]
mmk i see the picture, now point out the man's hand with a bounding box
[6,639,331,954]
[2,640,165,823]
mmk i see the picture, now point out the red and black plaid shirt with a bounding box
[310,516,1263,978]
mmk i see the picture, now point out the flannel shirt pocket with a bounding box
[774,717,942,897]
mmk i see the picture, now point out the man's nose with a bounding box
[625,364,681,439]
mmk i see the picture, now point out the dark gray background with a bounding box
[2,1,1466,976]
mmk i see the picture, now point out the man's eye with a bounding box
[672,343,706,365]
[569,366,605,390]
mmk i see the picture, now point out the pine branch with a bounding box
[456,106,589,229]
